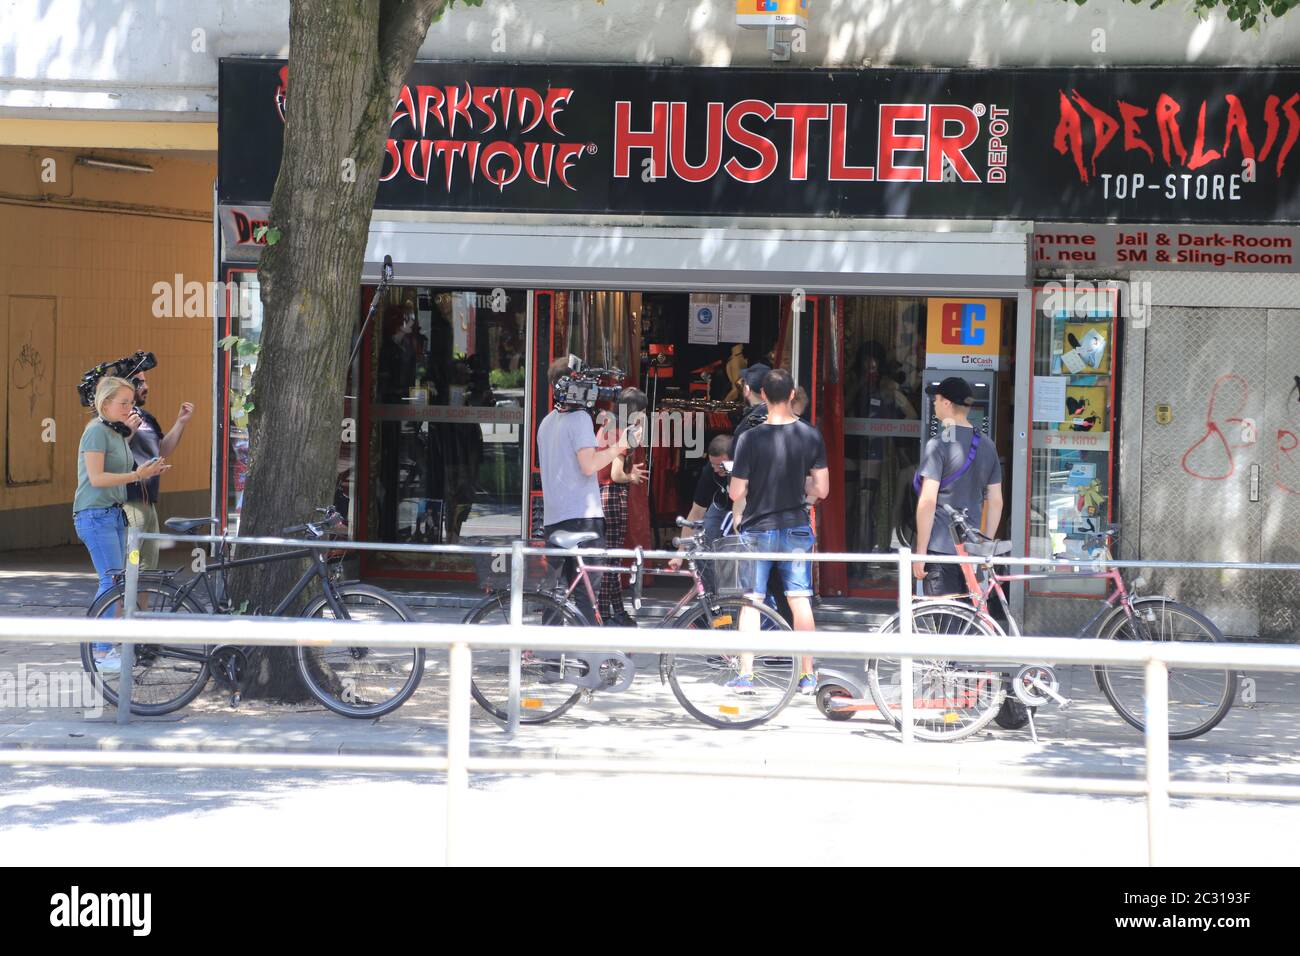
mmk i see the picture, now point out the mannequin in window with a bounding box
[723,345,747,403]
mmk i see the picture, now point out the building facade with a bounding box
[4,1,1300,638]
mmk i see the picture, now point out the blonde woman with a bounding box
[76,377,168,669]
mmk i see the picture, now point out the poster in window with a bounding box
[1058,385,1106,433]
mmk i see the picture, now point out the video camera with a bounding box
[77,351,156,407]
[553,356,625,410]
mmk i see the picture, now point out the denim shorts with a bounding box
[739,524,814,599]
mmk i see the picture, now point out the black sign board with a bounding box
[219,58,1300,224]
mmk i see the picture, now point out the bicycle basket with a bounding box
[467,538,553,591]
[708,534,756,597]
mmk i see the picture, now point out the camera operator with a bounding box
[123,368,195,571]
[537,357,632,621]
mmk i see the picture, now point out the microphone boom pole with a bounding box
[346,254,394,371]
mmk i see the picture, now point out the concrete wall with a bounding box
[2,0,1299,124]
[0,144,214,550]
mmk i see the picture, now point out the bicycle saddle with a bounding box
[548,530,600,549]
[164,517,219,534]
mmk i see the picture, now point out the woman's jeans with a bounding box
[74,505,127,603]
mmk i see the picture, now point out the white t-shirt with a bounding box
[537,408,603,526]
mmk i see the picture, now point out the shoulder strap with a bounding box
[913,431,981,494]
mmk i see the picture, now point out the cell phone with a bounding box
[722,461,734,474]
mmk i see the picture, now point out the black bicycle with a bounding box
[81,507,425,718]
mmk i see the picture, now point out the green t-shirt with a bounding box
[74,419,133,513]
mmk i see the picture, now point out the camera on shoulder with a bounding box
[553,356,625,410]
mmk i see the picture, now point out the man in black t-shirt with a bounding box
[124,370,194,570]
[730,369,829,694]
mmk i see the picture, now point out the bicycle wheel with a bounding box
[869,602,1006,742]
[464,591,585,724]
[297,584,425,719]
[1095,599,1237,740]
[82,581,211,716]
[664,598,798,729]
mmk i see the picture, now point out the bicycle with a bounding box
[838,504,1236,742]
[463,517,798,729]
[81,507,425,718]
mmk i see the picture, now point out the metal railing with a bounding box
[3,612,1300,867]
[3,525,1300,866]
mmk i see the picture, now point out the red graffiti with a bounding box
[1180,374,1251,480]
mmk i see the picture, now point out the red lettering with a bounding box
[470,86,498,133]
[1070,92,1120,177]
[464,140,480,182]
[1259,95,1281,162]
[498,87,516,128]
[1278,93,1300,175]
[723,100,778,182]
[1118,101,1154,163]
[613,101,668,179]
[524,142,556,186]
[926,104,979,182]
[380,139,401,181]
[878,103,926,182]
[446,83,473,136]
[514,87,544,134]
[1187,100,1222,170]
[1053,91,1088,182]
[669,101,725,182]
[392,85,417,131]
[829,103,874,181]
[417,86,445,137]
[542,88,574,135]
[774,103,829,180]
[481,142,522,191]
[555,143,584,191]
[433,140,466,190]
[1155,93,1188,168]
[402,138,434,183]
[1222,94,1256,160]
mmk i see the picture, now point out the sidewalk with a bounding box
[2,546,1298,791]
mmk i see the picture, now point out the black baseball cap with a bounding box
[741,363,771,391]
[925,376,975,406]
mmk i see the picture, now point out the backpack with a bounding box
[912,431,982,494]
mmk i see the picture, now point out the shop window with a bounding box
[363,287,528,575]
[1027,285,1119,596]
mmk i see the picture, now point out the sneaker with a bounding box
[726,674,756,694]
[798,673,817,695]
[95,646,121,674]
[606,611,638,629]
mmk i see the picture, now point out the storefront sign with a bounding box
[1034,222,1300,271]
[219,60,1300,224]
[924,298,1002,370]
[219,204,272,263]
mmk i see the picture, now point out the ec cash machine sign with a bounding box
[924,299,1003,371]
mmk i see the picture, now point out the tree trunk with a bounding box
[230,0,448,701]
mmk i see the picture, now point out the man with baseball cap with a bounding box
[913,376,1003,596]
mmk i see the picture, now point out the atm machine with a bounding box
[918,368,997,444]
